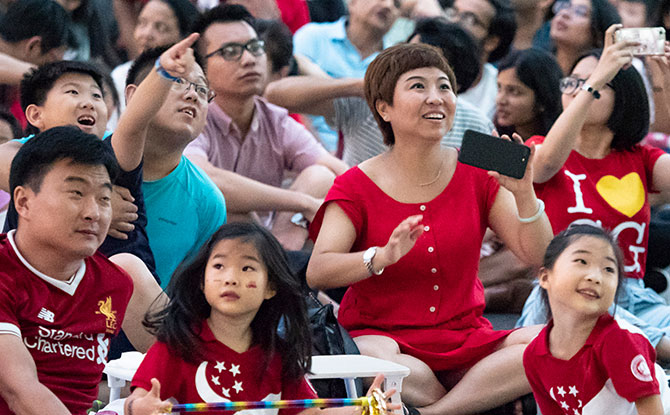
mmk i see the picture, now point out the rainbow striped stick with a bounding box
[163,390,387,415]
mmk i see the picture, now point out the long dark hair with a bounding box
[496,48,563,137]
[144,222,312,381]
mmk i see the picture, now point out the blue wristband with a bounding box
[154,58,179,81]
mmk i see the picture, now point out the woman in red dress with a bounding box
[307,43,553,415]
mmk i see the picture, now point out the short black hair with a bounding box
[9,126,119,199]
[256,19,293,74]
[20,61,105,112]
[191,4,256,54]
[0,0,71,54]
[487,0,517,62]
[153,0,201,37]
[410,18,480,93]
[573,49,649,150]
[497,48,563,136]
[126,45,205,87]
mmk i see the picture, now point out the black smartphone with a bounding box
[458,129,531,179]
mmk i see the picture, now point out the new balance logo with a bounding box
[37,308,55,323]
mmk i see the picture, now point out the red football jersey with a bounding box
[0,232,133,415]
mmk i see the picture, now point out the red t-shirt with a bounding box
[528,136,665,279]
[524,315,660,415]
[276,0,310,33]
[132,321,317,415]
[0,232,133,415]
[310,164,511,371]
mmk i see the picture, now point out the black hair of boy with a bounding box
[20,61,105,113]
[410,18,481,93]
[9,126,119,199]
[191,4,256,40]
[256,19,293,74]
[0,0,70,54]
[126,45,205,87]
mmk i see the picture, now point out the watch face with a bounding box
[363,247,376,261]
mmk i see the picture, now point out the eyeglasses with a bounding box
[205,39,265,61]
[171,77,216,102]
[444,8,488,31]
[552,0,590,18]
[559,76,613,95]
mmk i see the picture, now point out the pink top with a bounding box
[185,97,326,189]
[311,164,511,371]
[528,136,665,279]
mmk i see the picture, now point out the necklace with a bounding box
[418,161,443,187]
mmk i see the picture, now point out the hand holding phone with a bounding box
[458,129,531,179]
[614,27,666,56]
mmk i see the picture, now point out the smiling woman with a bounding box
[306,43,553,415]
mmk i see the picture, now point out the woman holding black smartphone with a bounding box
[516,24,670,361]
[306,43,552,415]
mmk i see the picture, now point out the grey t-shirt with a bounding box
[329,97,494,166]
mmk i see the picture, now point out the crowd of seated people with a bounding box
[1,0,670,414]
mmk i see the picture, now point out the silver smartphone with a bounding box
[614,27,666,56]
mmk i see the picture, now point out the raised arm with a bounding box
[307,201,423,290]
[488,140,553,266]
[264,76,364,120]
[648,42,670,134]
[112,33,200,171]
[0,52,35,85]
[532,24,635,183]
[187,154,322,221]
[0,335,69,415]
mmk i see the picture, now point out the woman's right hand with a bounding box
[377,215,424,268]
[587,24,637,89]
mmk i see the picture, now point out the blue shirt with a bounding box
[293,18,393,151]
[143,156,226,288]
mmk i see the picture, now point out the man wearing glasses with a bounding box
[121,41,227,288]
[185,4,348,251]
[446,0,517,118]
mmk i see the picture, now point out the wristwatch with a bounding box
[363,247,384,275]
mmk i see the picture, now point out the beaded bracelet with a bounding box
[154,58,179,82]
[517,199,545,223]
[580,83,600,99]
